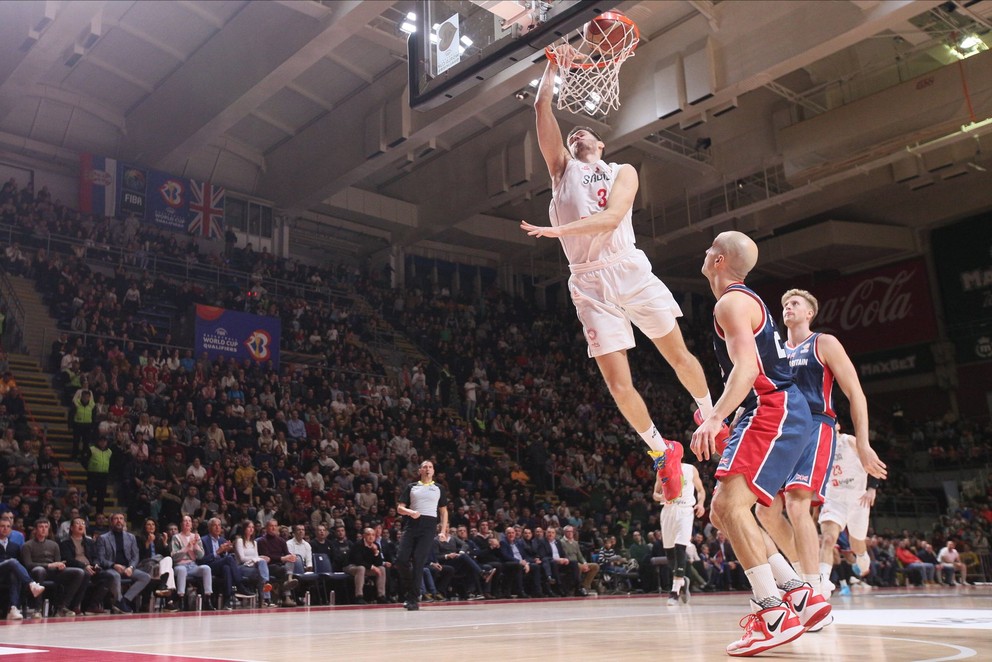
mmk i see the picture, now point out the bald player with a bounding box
[692,231,816,657]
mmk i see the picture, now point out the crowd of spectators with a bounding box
[0,175,988,617]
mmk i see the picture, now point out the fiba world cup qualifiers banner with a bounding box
[78,153,225,239]
[932,213,992,364]
[194,305,280,370]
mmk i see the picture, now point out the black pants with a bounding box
[395,517,436,603]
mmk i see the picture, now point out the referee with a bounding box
[396,460,449,611]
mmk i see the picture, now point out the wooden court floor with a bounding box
[0,586,988,661]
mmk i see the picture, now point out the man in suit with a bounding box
[59,517,115,614]
[95,512,151,613]
[498,527,532,598]
[539,527,579,597]
[0,517,44,619]
[709,531,746,590]
[202,517,252,610]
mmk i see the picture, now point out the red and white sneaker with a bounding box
[807,613,833,633]
[693,409,730,455]
[783,583,832,630]
[726,599,805,657]
[649,438,684,502]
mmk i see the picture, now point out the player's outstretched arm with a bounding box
[534,59,568,181]
[820,334,887,480]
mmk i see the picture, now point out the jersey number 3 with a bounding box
[596,188,607,207]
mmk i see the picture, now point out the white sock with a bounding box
[745,564,780,604]
[768,553,801,587]
[672,576,684,593]
[819,562,833,583]
[693,393,714,418]
[804,574,822,593]
[855,553,870,572]
[638,425,666,452]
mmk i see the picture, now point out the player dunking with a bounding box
[692,231,813,656]
[522,52,714,498]
[654,463,705,606]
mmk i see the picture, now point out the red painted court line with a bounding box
[0,644,233,661]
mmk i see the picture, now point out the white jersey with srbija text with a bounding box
[549,158,635,267]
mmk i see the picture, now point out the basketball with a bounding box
[583,11,635,56]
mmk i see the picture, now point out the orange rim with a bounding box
[545,11,639,70]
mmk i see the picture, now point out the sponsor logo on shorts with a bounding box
[793,473,811,482]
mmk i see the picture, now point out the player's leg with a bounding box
[819,520,843,592]
[845,500,872,580]
[713,476,804,656]
[755,493,800,562]
[594,350,682,495]
[650,323,712,416]
[783,489,821,585]
[618,263,714,418]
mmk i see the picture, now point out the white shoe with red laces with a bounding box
[783,583,832,630]
[726,599,805,657]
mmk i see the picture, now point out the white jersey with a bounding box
[660,465,696,547]
[824,432,867,500]
[666,465,696,508]
[549,158,635,266]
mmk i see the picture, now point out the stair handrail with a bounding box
[0,270,27,354]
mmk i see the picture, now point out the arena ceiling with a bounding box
[1,0,991,291]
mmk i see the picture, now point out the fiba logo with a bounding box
[244,330,272,361]
[159,179,185,208]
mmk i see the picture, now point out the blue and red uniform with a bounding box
[712,283,813,506]
[785,332,837,504]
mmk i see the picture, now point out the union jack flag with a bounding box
[187,180,225,239]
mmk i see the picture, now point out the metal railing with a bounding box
[0,269,26,354]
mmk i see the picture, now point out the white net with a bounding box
[545,12,639,116]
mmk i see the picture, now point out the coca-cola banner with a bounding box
[931,213,992,328]
[755,257,937,356]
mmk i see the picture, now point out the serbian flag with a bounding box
[187,180,225,239]
[78,153,118,218]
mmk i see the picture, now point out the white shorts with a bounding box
[661,504,693,547]
[568,249,682,358]
[818,496,870,541]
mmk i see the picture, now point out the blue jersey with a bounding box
[786,332,836,421]
[712,283,794,412]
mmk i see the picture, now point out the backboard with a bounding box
[408,0,614,110]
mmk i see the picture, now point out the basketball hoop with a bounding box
[545,11,640,116]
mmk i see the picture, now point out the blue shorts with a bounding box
[784,416,836,504]
[715,385,814,507]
